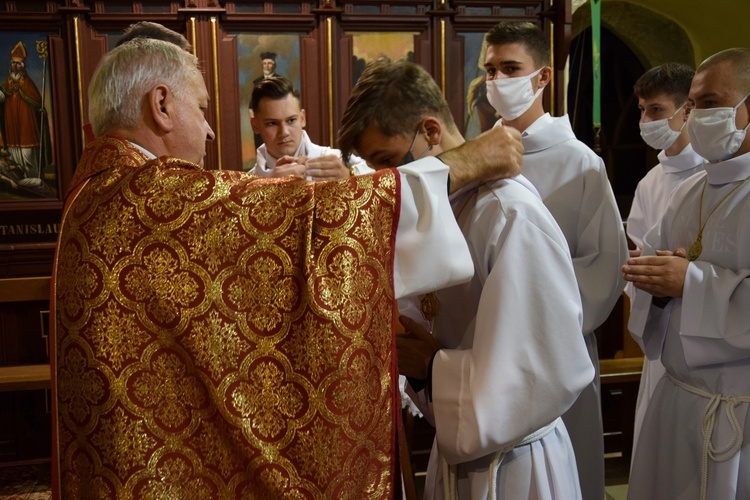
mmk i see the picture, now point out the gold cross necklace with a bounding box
[688,175,750,261]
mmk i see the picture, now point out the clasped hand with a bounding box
[396,315,441,381]
[621,248,689,298]
[272,154,351,180]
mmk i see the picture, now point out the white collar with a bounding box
[704,151,750,185]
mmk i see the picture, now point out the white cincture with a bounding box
[667,373,750,500]
[441,417,561,500]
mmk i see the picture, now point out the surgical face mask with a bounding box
[639,103,686,151]
[400,126,432,165]
[687,92,750,162]
[486,67,544,121]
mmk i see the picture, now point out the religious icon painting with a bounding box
[235,33,301,171]
[0,31,57,201]
[347,31,416,84]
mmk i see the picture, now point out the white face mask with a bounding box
[639,103,686,151]
[687,92,750,162]
[486,67,544,121]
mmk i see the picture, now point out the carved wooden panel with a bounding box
[0,0,570,246]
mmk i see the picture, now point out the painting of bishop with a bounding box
[0,36,55,199]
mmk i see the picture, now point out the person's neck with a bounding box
[501,104,545,135]
[107,127,163,158]
[664,131,690,157]
[442,130,465,151]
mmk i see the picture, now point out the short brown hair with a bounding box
[338,58,457,165]
[250,76,300,112]
[485,21,550,67]
[633,63,694,106]
[697,48,750,97]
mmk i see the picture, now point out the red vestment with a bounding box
[52,136,402,498]
[0,70,42,147]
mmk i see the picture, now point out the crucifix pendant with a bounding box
[420,292,440,322]
[688,235,703,262]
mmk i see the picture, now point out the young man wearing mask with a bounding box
[250,76,371,180]
[627,62,705,460]
[483,21,628,500]
[629,63,704,257]
[623,47,750,500]
[339,57,593,500]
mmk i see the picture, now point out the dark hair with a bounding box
[116,21,192,52]
[338,57,457,165]
[485,21,550,67]
[633,63,695,105]
[250,76,300,111]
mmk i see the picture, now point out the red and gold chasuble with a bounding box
[52,136,402,498]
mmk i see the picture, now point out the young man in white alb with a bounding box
[483,21,629,500]
[339,57,593,500]
[627,62,704,459]
[250,76,371,180]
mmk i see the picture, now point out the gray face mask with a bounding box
[400,127,432,165]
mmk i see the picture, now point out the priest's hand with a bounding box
[272,155,308,178]
[439,125,523,194]
[396,315,441,380]
[306,154,351,180]
[622,249,689,298]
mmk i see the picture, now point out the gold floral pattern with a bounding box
[90,406,158,476]
[62,449,114,500]
[318,249,375,327]
[191,420,246,478]
[57,346,106,425]
[284,311,346,383]
[183,310,246,379]
[124,246,199,327]
[135,168,211,220]
[130,350,208,430]
[54,138,401,498]
[56,241,99,322]
[85,197,144,264]
[89,301,148,372]
[135,456,215,498]
[177,205,250,274]
[231,361,304,440]
[227,255,298,334]
[315,184,355,224]
[238,181,308,228]
[291,418,350,487]
[331,352,381,430]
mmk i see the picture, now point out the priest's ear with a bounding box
[149,84,175,132]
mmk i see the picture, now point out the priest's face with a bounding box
[355,121,433,170]
[169,73,215,167]
[252,93,306,159]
